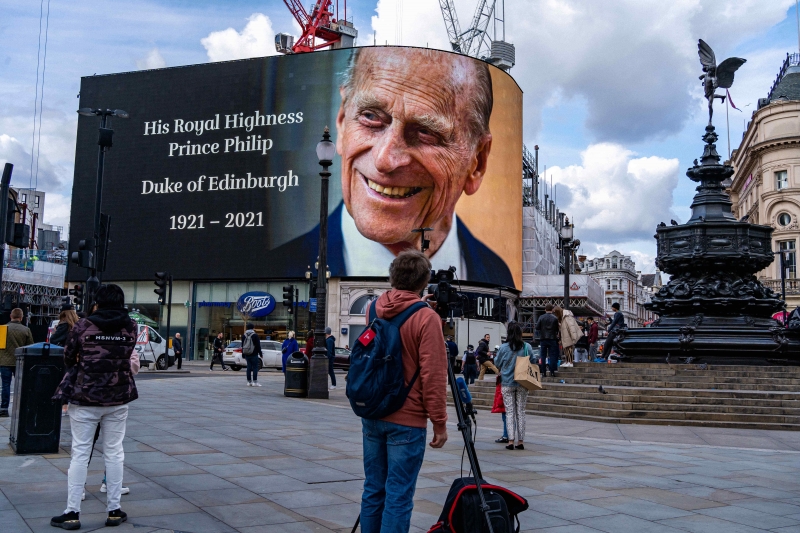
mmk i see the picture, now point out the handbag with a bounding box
[514,344,542,391]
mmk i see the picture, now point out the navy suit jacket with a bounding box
[271,202,514,287]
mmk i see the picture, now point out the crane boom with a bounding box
[438,0,463,53]
[462,0,495,57]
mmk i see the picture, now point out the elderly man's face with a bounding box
[336,49,492,250]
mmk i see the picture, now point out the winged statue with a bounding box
[698,39,746,127]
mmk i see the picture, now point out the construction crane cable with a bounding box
[35,0,52,191]
[29,0,46,190]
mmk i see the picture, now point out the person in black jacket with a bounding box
[325,327,337,390]
[210,332,228,371]
[602,303,625,359]
[50,308,79,347]
[242,323,263,387]
[477,334,499,380]
[445,335,459,370]
[173,333,183,370]
[535,304,560,377]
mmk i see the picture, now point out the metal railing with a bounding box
[762,278,800,295]
[766,52,800,102]
[3,249,67,271]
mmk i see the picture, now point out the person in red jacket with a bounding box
[360,250,448,533]
[587,317,599,360]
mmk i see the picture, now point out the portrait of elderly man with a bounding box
[274,47,514,286]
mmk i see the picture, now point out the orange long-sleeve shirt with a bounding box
[367,290,449,433]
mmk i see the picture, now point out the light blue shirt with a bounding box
[493,342,534,387]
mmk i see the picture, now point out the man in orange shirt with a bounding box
[361,250,448,533]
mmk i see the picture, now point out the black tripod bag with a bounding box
[427,477,528,533]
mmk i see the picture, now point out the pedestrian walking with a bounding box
[0,308,34,418]
[173,333,183,370]
[359,250,448,533]
[602,303,625,359]
[445,335,459,370]
[210,332,228,370]
[325,327,337,390]
[587,317,599,360]
[462,345,478,385]
[492,322,532,450]
[535,304,560,377]
[50,307,79,347]
[281,330,298,373]
[553,306,582,368]
[50,284,139,530]
[477,333,499,380]
[491,375,509,443]
[242,323,262,386]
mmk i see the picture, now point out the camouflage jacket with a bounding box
[53,309,139,406]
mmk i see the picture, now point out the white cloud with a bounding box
[201,13,279,62]
[42,192,72,232]
[136,48,166,70]
[0,134,64,193]
[370,0,795,142]
[549,143,680,244]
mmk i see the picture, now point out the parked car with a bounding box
[226,340,284,371]
[333,347,351,369]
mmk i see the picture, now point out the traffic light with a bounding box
[70,239,94,269]
[61,295,72,308]
[283,285,294,313]
[154,272,168,305]
[69,284,84,310]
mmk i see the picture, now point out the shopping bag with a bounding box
[514,345,542,391]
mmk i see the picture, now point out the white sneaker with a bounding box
[100,483,129,495]
[329,386,337,390]
[247,381,252,386]
[253,382,261,387]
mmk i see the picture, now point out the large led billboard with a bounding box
[68,47,523,288]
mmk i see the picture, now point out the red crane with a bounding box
[280,0,351,53]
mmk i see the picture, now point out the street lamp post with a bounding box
[560,221,578,310]
[308,127,336,399]
[77,107,128,304]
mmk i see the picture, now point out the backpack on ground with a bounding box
[427,477,528,533]
[346,301,427,419]
[242,331,255,356]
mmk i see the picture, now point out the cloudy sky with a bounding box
[1,0,797,272]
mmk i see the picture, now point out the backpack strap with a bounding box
[368,301,378,323]
[388,301,429,389]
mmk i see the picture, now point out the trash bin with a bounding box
[9,342,65,454]
[284,351,309,397]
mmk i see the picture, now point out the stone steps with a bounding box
[450,364,800,430]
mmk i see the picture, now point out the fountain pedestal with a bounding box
[616,126,799,363]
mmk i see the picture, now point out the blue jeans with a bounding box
[539,339,559,375]
[328,356,337,387]
[501,412,508,439]
[245,356,259,382]
[361,419,427,533]
[0,366,14,409]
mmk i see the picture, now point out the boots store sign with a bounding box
[236,292,276,317]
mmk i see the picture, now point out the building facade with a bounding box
[729,53,800,310]
[585,251,656,327]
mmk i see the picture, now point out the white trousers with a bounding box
[66,404,128,513]
[501,386,528,443]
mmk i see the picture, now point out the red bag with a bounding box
[491,377,505,413]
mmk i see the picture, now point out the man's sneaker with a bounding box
[105,509,127,527]
[247,381,252,386]
[329,386,337,390]
[223,367,229,371]
[50,511,80,530]
[0,409,8,418]
[253,382,261,387]
[100,483,129,495]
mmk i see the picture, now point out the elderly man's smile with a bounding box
[364,176,423,200]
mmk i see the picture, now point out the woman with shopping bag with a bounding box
[492,322,540,450]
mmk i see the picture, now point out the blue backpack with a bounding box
[346,301,428,419]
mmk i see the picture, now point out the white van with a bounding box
[134,324,175,370]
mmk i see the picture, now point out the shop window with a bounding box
[776,170,788,190]
[779,240,797,279]
[778,213,792,227]
[350,294,377,315]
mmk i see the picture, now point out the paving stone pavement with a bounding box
[1,365,799,533]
